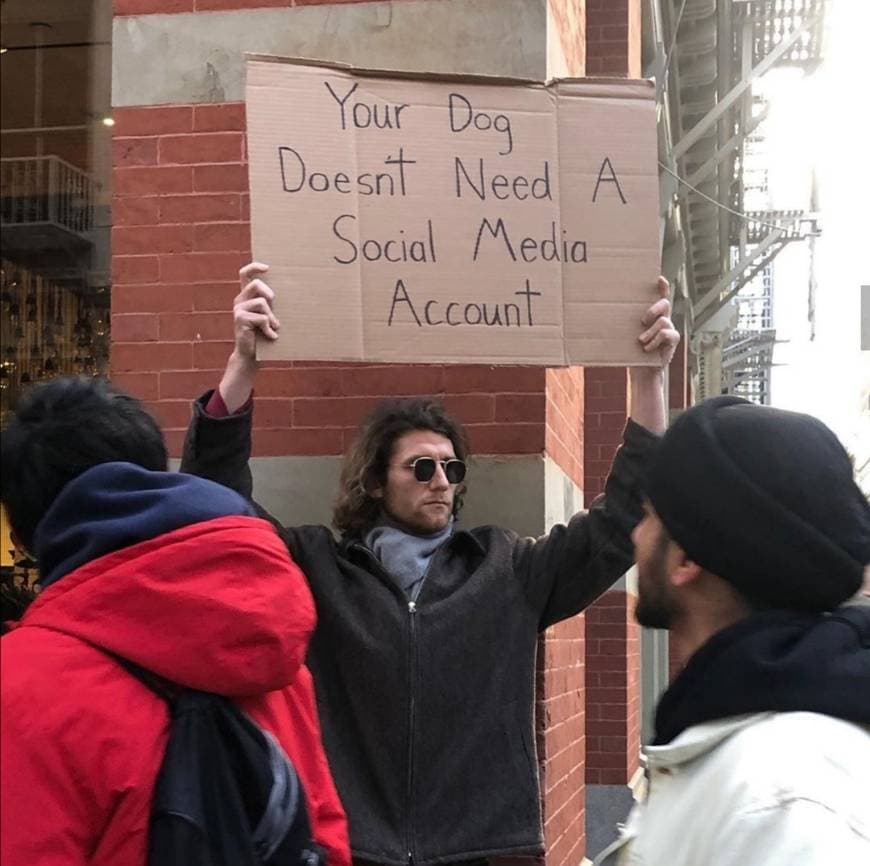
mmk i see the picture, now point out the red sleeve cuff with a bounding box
[205,389,230,417]
[204,389,253,417]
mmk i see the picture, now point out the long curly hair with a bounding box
[333,397,469,537]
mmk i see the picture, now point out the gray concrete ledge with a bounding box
[545,453,583,530]
[172,449,583,535]
[113,0,547,108]
[241,452,552,535]
[173,450,584,538]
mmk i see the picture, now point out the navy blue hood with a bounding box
[33,462,255,589]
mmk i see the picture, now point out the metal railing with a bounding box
[0,155,95,236]
[737,0,826,69]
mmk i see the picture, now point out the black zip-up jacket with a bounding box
[181,394,657,865]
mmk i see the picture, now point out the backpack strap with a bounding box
[63,633,180,703]
[107,652,180,703]
[253,728,303,862]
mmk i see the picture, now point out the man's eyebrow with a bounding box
[406,453,457,462]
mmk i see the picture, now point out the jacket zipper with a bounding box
[350,539,451,863]
[406,599,417,866]
[405,543,446,866]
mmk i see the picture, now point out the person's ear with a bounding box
[365,471,384,500]
[670,547,704,588]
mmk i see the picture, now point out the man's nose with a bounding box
[429,463,450,489]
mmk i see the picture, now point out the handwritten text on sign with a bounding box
[246,58,660,365]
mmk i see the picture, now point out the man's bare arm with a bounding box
[218,261,280,413]
[629,276,680,435]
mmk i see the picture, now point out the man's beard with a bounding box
[634,529,679,630]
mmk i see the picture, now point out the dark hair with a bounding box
[1,376,168,552]
[333,397,469,536]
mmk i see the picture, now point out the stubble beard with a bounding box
[383,502,451,536]
[634,530,678,630]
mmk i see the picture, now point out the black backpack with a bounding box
[117,658,326,866]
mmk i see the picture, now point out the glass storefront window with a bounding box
[0,0,112,607]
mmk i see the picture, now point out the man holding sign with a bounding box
[181,261,678,866]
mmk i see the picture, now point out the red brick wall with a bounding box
[110,102,247,454]
[545,367,584,489]
[584,591,640,784]
[582,367,628,502]
[539,365,585,863]
[537,618,586,866]
[582,368,640,784]
[585,0,642,78]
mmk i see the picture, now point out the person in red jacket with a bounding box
[0,376,350,866]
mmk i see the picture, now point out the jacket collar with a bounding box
[652,606,870,745]
[342,525,486,561]
[644,713,769,769]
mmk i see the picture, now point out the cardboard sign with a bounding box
[246,57,660,366]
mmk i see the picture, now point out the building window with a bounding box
[0,0,112,601]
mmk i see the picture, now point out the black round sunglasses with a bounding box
[403,457,467,484]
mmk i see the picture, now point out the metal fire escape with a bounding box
[644,0,826,403]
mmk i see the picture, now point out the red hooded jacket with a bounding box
[0,512,350,866]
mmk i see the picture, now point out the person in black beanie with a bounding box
[594,396,870,866]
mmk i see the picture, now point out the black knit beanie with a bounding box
[645,396,870,611]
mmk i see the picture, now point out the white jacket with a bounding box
[594,711,870,866]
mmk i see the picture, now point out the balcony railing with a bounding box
[736,0,826,69]
[0,155,95,237]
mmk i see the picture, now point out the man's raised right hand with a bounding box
[232,262,280,361]
[217,262,280,412]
